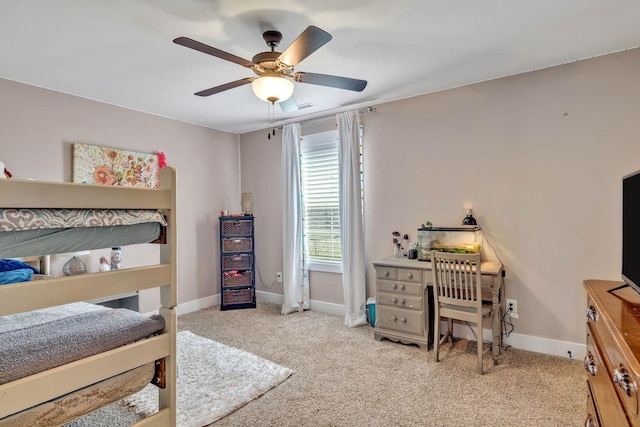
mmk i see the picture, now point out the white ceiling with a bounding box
[1,1,639,135]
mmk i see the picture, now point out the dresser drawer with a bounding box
[376,306,424,335]
[396,268,422,283]
[221,253,252,270]
[375,266,422,283]
[586,325,629,426]
[377,279,423,296]
[376,266,397,280]
[586,383,601,427]
[377,291,423,311]
[220,219,253,236]
[222,237,253,253]
[587,296,640,423]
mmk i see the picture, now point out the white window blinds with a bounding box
[300,130,341,262]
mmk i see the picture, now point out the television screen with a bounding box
[622,169,640,295]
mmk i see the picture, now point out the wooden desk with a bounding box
[373,256,505,360]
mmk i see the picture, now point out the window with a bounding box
[300,129,342,271]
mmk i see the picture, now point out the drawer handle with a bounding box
[400,284,405,290]
[233,239,242,243]
[613,365,637,397]
[391,298,397,304]
[389,315,406,323]
[384,271,390,277]
[399,298,405,305]
[584,414,595,427]
[583,352,597,376]
[586,306,599,322]
[407,273,413,279]
[392,283,397,289]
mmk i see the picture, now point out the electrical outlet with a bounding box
[276,272,283,283]
[506,299,519,319]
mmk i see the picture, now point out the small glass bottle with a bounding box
[408,242,418,259]
[111,247,122,270]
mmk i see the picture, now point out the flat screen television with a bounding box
[622,169,640,295]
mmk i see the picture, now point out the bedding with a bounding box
[0,223,163,258]
[0,208,167,258]
[0,208,167,231]
[0,301,106,333]
[0,258,39,284]
[0,258,39,273]
[0,306,165,384]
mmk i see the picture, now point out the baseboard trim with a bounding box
[177,292,585,359]
[176,294,219,315]
[445,321,586,360]
[255,291,347,316]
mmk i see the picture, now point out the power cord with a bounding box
[478,224,503,266]
[254,254,276,290]
[501,304,514,351]
[464,322,493,346]
[460,302,515,352]
[477,217,512,351]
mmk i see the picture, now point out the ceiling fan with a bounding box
[173,26,367,108]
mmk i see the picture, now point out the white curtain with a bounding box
[337,111,367,327]
[281,122,309,315]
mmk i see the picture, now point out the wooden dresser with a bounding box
[584,280,640,426]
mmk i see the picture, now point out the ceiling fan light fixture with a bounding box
[251,76,294,104]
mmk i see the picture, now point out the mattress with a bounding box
[0,208,167,258]
[0,302,165,385]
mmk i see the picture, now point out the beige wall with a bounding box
[240,48,640,346]
[0,78,240,312]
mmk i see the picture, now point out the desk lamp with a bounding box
[462,210,477,225]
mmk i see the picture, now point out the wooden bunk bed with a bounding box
[0,167,178,426]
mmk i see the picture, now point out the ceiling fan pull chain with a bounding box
[267,102,272,140]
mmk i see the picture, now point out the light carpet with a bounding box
[122,330,293,427]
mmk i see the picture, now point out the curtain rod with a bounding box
[274,106,376,130]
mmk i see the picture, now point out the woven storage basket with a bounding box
[223,287,254,305]
[222,238,252,253]
[221,220,252,236]
[222,254,252,270]
[222,270,253,288]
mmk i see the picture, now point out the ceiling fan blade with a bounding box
[278,26,332,66]
[174,37,253,68]
[194,78,254,97]
[279,95,299,113]
[294,72,367,92]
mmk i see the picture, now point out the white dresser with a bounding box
[373,259,431,349]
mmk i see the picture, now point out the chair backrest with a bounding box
[431,251,483,308]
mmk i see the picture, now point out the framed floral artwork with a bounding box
[72,143,160,188]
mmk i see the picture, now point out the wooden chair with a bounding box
[431,250,493,374]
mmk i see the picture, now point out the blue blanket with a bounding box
[0,259,39,284]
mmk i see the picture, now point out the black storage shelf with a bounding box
[219,215,256,310]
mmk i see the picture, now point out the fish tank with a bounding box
[417,226,481,261]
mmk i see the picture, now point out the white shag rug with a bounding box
[122,330,293,427]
